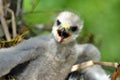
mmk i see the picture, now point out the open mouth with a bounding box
[57,29,70,42]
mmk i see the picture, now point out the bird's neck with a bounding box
[53,40,77,62]
[57,41,76,47]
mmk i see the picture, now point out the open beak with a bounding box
[57,29,70,42]
[57,24,70,42]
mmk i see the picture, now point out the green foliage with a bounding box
[23,0,120,62]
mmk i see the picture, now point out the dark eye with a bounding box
[56,20,61,25]
[70,26,78,32]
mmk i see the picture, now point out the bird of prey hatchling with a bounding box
[0,11,109,80]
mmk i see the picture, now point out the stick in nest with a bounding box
[0,0,11,41]
[71,60,119,72]
[71,60,119,80]
[7,8,17,37]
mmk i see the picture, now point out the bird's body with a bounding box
[0,11,110,80]
[14,34,78,80]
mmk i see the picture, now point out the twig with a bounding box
[71,60,119,72]
[94,61,118,68]
[111,64,120,80]
[71,60,93,72]
[7,8,17,37]
[0,0,11,41]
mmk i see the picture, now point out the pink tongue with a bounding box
[58,36,64,42]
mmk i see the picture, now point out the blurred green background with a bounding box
[22,0,120,63]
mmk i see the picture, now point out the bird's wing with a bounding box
[75,43,101,64]
[0,34,52,77]
[67,44,110,80]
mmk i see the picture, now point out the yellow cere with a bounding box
[61,23,69,30]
